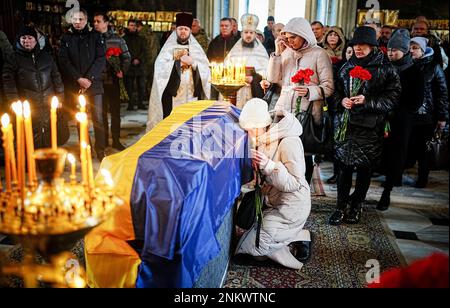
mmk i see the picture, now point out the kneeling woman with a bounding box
[235,98,311,270]
[329,27,401,225]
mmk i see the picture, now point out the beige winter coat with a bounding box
[236,110,311,269]
[268,18,334,124]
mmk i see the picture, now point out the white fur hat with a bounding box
[239,98,272,130]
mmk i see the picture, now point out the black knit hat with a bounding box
[18,26,38,40]
[267,16,275,22]
[388,29,410,54]
[350,26,378,47]
[176,12,194,29]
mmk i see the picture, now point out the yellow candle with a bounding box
[76,113,88,185]
[1,114,12,191]
[23,101,37,185]
[51,97,59,150]
[12,101,26,196]
[86,144,94,188]
[80,142,88,187]
[79,95,87,113]
[7,123,18,185]
[67,153,77,184]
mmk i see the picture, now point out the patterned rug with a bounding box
[224,197,406,288]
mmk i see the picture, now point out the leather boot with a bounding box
[345,201,363,224]
[377,189,391,212]
[329,202,348,226]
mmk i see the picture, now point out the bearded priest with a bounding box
[147,12,211,131]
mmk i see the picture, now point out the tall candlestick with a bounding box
[79,95,87,113]
[67,153,77,184]
[86,145,95,189]
[1,114,12,191]
[77,113,88,186]
[23,101,37,185]
[51,97,59,150]
[12,101,26,198]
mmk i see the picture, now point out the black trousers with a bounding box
[125,75,146,107]
[336,162,372,208]
[407,122,436,182]
[103,79,122,144]
[305,155,314,185]
[383,113,414,190]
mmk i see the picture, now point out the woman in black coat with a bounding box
[2,26,64,148]
[377,30,425,211]
[406,37,448,188]
[329,27,401,226]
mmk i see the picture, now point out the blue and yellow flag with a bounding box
[85,101,252,288]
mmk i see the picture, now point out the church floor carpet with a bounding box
[224,197,406,288]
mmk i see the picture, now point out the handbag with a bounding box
[427,128,448,171]
[296,87,332,154]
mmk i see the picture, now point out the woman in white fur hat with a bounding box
[267,17,334,185]
[235,98,312,270]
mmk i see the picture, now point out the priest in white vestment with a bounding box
[147,13,211,131]
[225,14,269,109]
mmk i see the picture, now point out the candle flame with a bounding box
[23,101,31,118]
[76,112,88,123]
[68,153,76,164]
[1,114,10,128]
[11,101,23,116]
[51,96,59,110]
[79,95,87,108]
[81,141,88,149]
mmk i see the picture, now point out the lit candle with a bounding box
[12,101,26,196]
[1,114,12,191]
[67,153,77,184]
[79,95,87,113]
[86,144,95,188]
[80,141,88,186]
[51,97,59,150]
[23,101,37,185]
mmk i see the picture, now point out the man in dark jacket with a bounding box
[123,20,148,111]
[3,26,65,148]
[94,12,131,151]
[207,18,239,99]
[263,16,275,54]
[59,9,106,160]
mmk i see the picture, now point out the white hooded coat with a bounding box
[268,18,334,122]
[147,31,211,131]
[235,110,311,270]
[225,38,269,109]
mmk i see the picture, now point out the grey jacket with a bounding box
[102,29,131,74]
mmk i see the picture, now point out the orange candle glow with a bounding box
[23,101,37,185]
[86,144,95,188]
[77,113,88,186]
[67,153,77,184]
[12,101,26,196]
[1,114,12,191]
[79,95,87,113]
[51,97,59,150]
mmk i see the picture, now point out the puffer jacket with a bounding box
[59,26,106,95]
[413,48,449,123]
[2,42,64,147]
[235,110,311,268]
[267,18,334,124]
[333,50,401,168]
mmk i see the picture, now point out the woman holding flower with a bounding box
[267,17,334,185]
[329,27,401,226]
